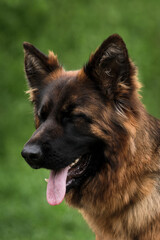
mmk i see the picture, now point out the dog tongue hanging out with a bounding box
[47,168,69,206]
[21,34,160,240]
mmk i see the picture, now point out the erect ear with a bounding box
[84,34,137,100]
[23,42,60,89]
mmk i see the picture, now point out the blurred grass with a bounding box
[0,0,160,239]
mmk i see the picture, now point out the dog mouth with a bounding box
[46,154,91,206]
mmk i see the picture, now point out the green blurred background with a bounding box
[1,0,160,239]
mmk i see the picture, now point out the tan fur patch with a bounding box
[25,88,38,101]
[45,68,64,83]
[48,50,59,66]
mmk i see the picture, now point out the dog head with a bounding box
[21,34,141,206]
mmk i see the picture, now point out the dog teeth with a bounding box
[45,178,49,183]
[75,158,80,164]
[70,158,80,167]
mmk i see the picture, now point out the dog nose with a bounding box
[21,144,42,168]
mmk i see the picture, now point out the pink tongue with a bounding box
[46,167,69,206]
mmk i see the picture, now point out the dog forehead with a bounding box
[40,70,81,105]
[41,69,98,111]
[50,70,80,95]
[48,69,79,82]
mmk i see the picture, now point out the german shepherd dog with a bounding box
[21,34,160,240]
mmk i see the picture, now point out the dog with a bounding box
[21,34,160,240]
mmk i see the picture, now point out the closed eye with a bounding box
[61,112,71,125]
[61,112,92,125]
[60,102,92,125]
[38,106,49,122]
[72,113,93,124]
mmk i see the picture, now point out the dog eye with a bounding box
[61,112,71,125]
[38,107,49,122]
[61,111,92,125]
[40,111,48,121]
[72,113,92,124]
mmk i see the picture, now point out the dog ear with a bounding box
[23,42,60,89]
[84,34,137,100]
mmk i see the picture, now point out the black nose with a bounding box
[21,144,42,169]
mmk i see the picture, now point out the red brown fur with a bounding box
[23,34,160,240]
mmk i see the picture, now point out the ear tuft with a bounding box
[25,88,38,102]
[48,51,59,66]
